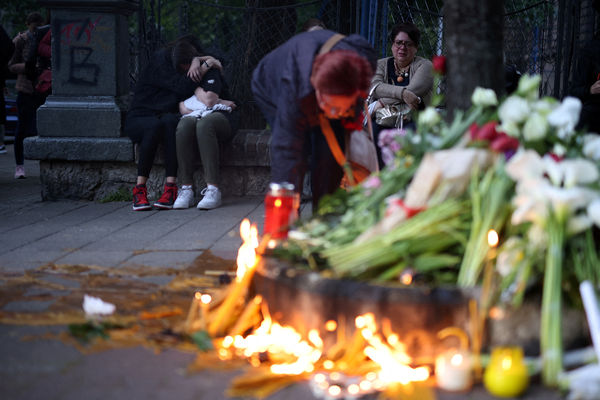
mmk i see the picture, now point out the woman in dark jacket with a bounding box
[125,36,221,211]
[251,29,376,209]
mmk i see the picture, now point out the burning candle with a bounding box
[199,293,212,330]
[483,346,529,397]
[435,349,473,392]
[263,182,299,239]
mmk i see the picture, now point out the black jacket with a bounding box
[128,48,198,117]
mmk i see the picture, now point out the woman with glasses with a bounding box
[369,22,433,168]
[252,29,376,209]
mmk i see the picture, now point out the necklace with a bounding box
[394,61,410,83]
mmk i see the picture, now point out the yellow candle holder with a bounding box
[484,346,529,398]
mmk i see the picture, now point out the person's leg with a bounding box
[125,114,161,210]
[154,113,180,209]
[0,89,6,153]
[13,92,37,178]
[175,116,199,185]
[173,116,199,209]
[195,112,233,210]
[195,112,232,185]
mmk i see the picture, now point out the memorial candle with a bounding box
[435,349,473,391]
[484,346,529,397]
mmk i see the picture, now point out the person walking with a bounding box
[8,12,46,178]
[0,24,15,155]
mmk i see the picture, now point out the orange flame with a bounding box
[236,219,259,282]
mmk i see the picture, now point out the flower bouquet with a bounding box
[273,72,600,389]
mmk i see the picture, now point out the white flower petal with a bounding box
[522,113,548,141]
[567,214,593,235]
[547,97,582,140]
[505,150,545,181]
[582,134,600,161]
[587,199,600,227]
[499,96,530,125]
[471,87,498,107]
[516,74,541,99]
[560,158,599,187]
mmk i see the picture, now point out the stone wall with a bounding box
[26,129,272,201]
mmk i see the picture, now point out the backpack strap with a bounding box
[318,33,346,55]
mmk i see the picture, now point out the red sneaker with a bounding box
[133,184,152,211]
[154,183,178,209]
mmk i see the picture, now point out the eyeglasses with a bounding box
[393,40,415,48]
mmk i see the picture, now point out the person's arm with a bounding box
[187,55,223,82]
[8,34,26,74]
[195,86,219,108]
[374,57,433,109]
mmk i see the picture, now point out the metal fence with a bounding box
[130,0,598,128]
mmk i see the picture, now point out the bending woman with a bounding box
[251,29,376,209]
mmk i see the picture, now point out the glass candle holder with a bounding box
[484,346,529,398]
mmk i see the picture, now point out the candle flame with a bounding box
[200,294,212,304]
[501,356,512,370]
[354,312,430,384]
[450,353,463,366]
[325,320,337,331]
[487,229,499,247]
[236,218,259,282]
[274,198,282,208]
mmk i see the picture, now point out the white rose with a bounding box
[522,112,548,141]
[471,87,498,107]
[499,96,530,125]
[547,97,582,140]
[582,134,600,161]
[516,74,541,99]
[418,107,441,127]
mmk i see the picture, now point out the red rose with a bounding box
[432,55,446,75]
[490,133,519,152]
[468,122,480,140]
[476,121,499,141]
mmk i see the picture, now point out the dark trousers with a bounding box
[125,112,179,178]
[15,91,46,165]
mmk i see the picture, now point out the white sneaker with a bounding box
[197,186,221,210]
[173,185,194,209]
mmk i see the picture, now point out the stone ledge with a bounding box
[24,130,272,200]
[24,137,134,162]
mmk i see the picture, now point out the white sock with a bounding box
[181,184,192,190]
[207,184,218,190]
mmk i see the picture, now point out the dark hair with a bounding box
[311,49,373,95]
[171,39,200,71]
[389,22,421,47]
[26,12,44,26]
[302,18,326,32]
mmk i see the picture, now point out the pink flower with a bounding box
[362,175,381,190]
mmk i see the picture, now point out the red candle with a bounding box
[264,182,299,239]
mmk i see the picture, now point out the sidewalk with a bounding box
[0,146,562,400]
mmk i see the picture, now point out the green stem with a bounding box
[540,209,566,386]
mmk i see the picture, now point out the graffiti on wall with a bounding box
[54,16,111,86]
